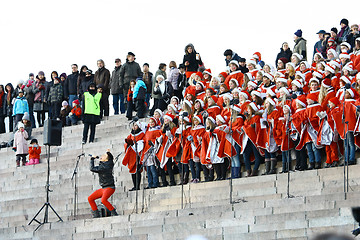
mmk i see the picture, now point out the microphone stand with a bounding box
[180,115,185,209]
[141,145,155,213]
[71,153,85,220]
[113,152,124,166]
[129,119,140,214]
[286,112,294,199]
[229,106,234,204]
[342,96,348,200]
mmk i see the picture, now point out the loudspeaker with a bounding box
[43,119,62,146]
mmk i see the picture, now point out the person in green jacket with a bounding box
[82,83,102,144]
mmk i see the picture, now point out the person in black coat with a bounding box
[176,64,187,100]
[183,43,203,78]
[4,83,16,132]
[0,85,6,133]
[275,42,293,67]
[153,75,173,112]
[224,49,242,66]
[79,69,94,101]
[88,149,118,218]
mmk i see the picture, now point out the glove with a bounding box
[239,114,246,120]
[316,111,327,119]
[251,123,256,128]
[125,138,134,146]
[12,147,17,152]
[202,112,209,118]
[175,133,180,138]
[148,140,154,146]
[187,135,193,141]
[165,131,172,138]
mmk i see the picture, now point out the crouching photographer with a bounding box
[88,149,118,218]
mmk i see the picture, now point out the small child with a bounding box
[27,139,41,165]
[66,99,82,126]
[60,100,71,127]
[13,122,28,167]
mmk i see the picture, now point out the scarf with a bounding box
[0,91,4,107]
[7,89,11,105]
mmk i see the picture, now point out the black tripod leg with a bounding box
[48,203,63,222]
[28,203,47,225]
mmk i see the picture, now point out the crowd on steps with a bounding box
[1,18,360,192]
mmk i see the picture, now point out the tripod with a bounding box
[285,112,294,199]
[28,145,63,231]
[71,153,85,220]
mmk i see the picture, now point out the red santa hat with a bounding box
[210,95,218,103]
[248,80,258,88]
[328,97,340,106]
[232,87,241,95]
[240,90,251,100]
[245,72,254,81]
[195,71,203,79]
[340,76,351,84]
[247,59,257,66]
[194,114,203,124]
[164,113,175,122]
[300,61,311,69]
[150,117,160,126]
[292,79,303,88]
[171,96,179,104]
[196,81,205,89]
[295,95,307,107]
[279,87,290,96]
[263,73,274,81]
[276,71,286,78]
[216,114,228,124]
[207,116,216,124]
[292,53,303,60]
[313,71,323,79]
[248,102,259,112]
[251,89,262,98]
[184,99,193,108]
[286,62,296,69]
[340,42,352,50]
[168,104,177,113]
[203,69,212,76]
[266,87,276,97]
[277,78,288,83]
[154,109,163,117]
[223,93,233,101]
[219,72,228,79]
[309,78,320,85]
[321,78,332,88]
[231,104,241,112]
[331,59,341,69]
[346,88,360,99]
[339,52,350,59]
[307,92,318,102]
[253,52,262,61]
[265,97,276,106]
[230,78,239,87]
[195,99,205,108]
[229,60,239,67]
[186,86,196,96]
[325,65,335,74]
[295,72,305,80]
[343,64,353,72]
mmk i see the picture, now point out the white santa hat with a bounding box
[295,72,305,80]
[325,65,335,74]
[309,78,320,85]
[292,53,303,60]
[263,73,274,81]
[327,49,338,58]
[265,97,276,106]
[340,42,351,50]
[292,79,303,88]
[248,81,258,88]
[286,62,296,69]
[207,116,216,124]
[300,61,310,69]
[216,115,228,123]
[230,104,241,112]
[251,90,262,98]
[184,99,193,108]
[168,104,177,113]
[266,88,276,97]
[230,78,239,87]
[312,71,323,79]
[340,76,351,84]
[154,109,163,117]
[279,87,290,96]
[195,99,204,108]
[339,52,350,59]
[247,59,257,66]
[229,60,239,67]
[245,72,254,81]
[223,93,233,101]
[276,71,285,78]
[342,64,353,72]
[276,77,288,83]
[248,102,259,112]
[295,98,307,107]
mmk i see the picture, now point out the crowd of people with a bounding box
[1,18,360,184]
[120,18,360,190]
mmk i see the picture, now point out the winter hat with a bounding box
[164,113,175,122]
[194,114,203,124]
[329,97,340,106]
[230,78,239,87]
[295,72,305,80]
[276,71,286,78]
[18,122,25,129]
[219,72,228,79]
[279,57,289,64]
[245,72,254,81]
[321,78,332,88]
[60,73,67,79]
[300,61,311,69]
[196,81,205,89]
[248,80,258,88]
[150,117,160,126]
[286,62,296,69]
[292,79,303,89]
[168,104,177,113]
[154,109,163,117]
[240,90,251,100]
[195,71,203,79]
[263,73,273,81]
[307,92,318,102]
[313,71,323,79]
[223,93,233,101]
[265,97,276,106]
[325,65,335,74]
[22,112,30,121]
[327,49,338,58]
[277,78,288,83]
[224,49,233,56]
[216,115,228,124]
[346,88,359,99]
[229,60,239,67]
[186,87,196,97]
[294,29,302,37]
[339,52,350,59]
[253,52,262,61]
[210,95,218,103]
[171,96,179,104]
[248,102,259,112]
[279,87,290,96]
[343,64,353,72]
[340,18,349,26]
[252,89,262,98]
[128,52,135,57]
[203,69,212,76]
[230,104,241,112]
[328,37,335,43]
[73,99,80,105]
[329,60,341,69]
[331,27,338,34]
[195,99,205,108]
[29,73,34,77]
[183,100,193,108]
[313,53,324,60]
[62,100,69,107]
[266,88,276,97]
[86,69,93,74]
[38,71,45,76]
[207,116,216,125]
[309,78,320,85]
[247,59,257,66]
[340,76,351,84]
[292,53,303,61]
[295,95,307,107]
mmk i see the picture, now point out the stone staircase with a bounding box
[0,115,359,240]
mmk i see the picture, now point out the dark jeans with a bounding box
[189,159,201,180]
[29,106,36,128]
[146,165,159,188]
[36,111,46,127]
[0,116,5,133]
[126,100,135,120]
[345,132,356,163]
[66,115,80,126]
[8,115,14,132]
[306,142,321,163]
[136,99,146,118]
[243,140,261,171]
[83,122,96,143]
[145,93,151,109]
[112,94,125,115]
[150,98,160,116]
[14,114,24,127]
[102,93,109,117]
[51,102,62,119]
[68,95,78,107]
[159,159,176,186]
[202,165,214,182]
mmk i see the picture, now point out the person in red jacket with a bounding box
[66,99,82,126]
[26,139,41,165]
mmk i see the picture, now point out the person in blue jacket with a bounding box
[13,90,29,127]
[133,76,147,118]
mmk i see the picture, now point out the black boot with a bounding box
[308,162,315,170]
[315,162,321,169]
[110,209,118,216]
[183,171,189,184]
[268,159,277,174]
[209,168,215,181]
[91,209,100,218]
[202,166,210,182]
[264,160,270,175]
[214,164,222,180]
